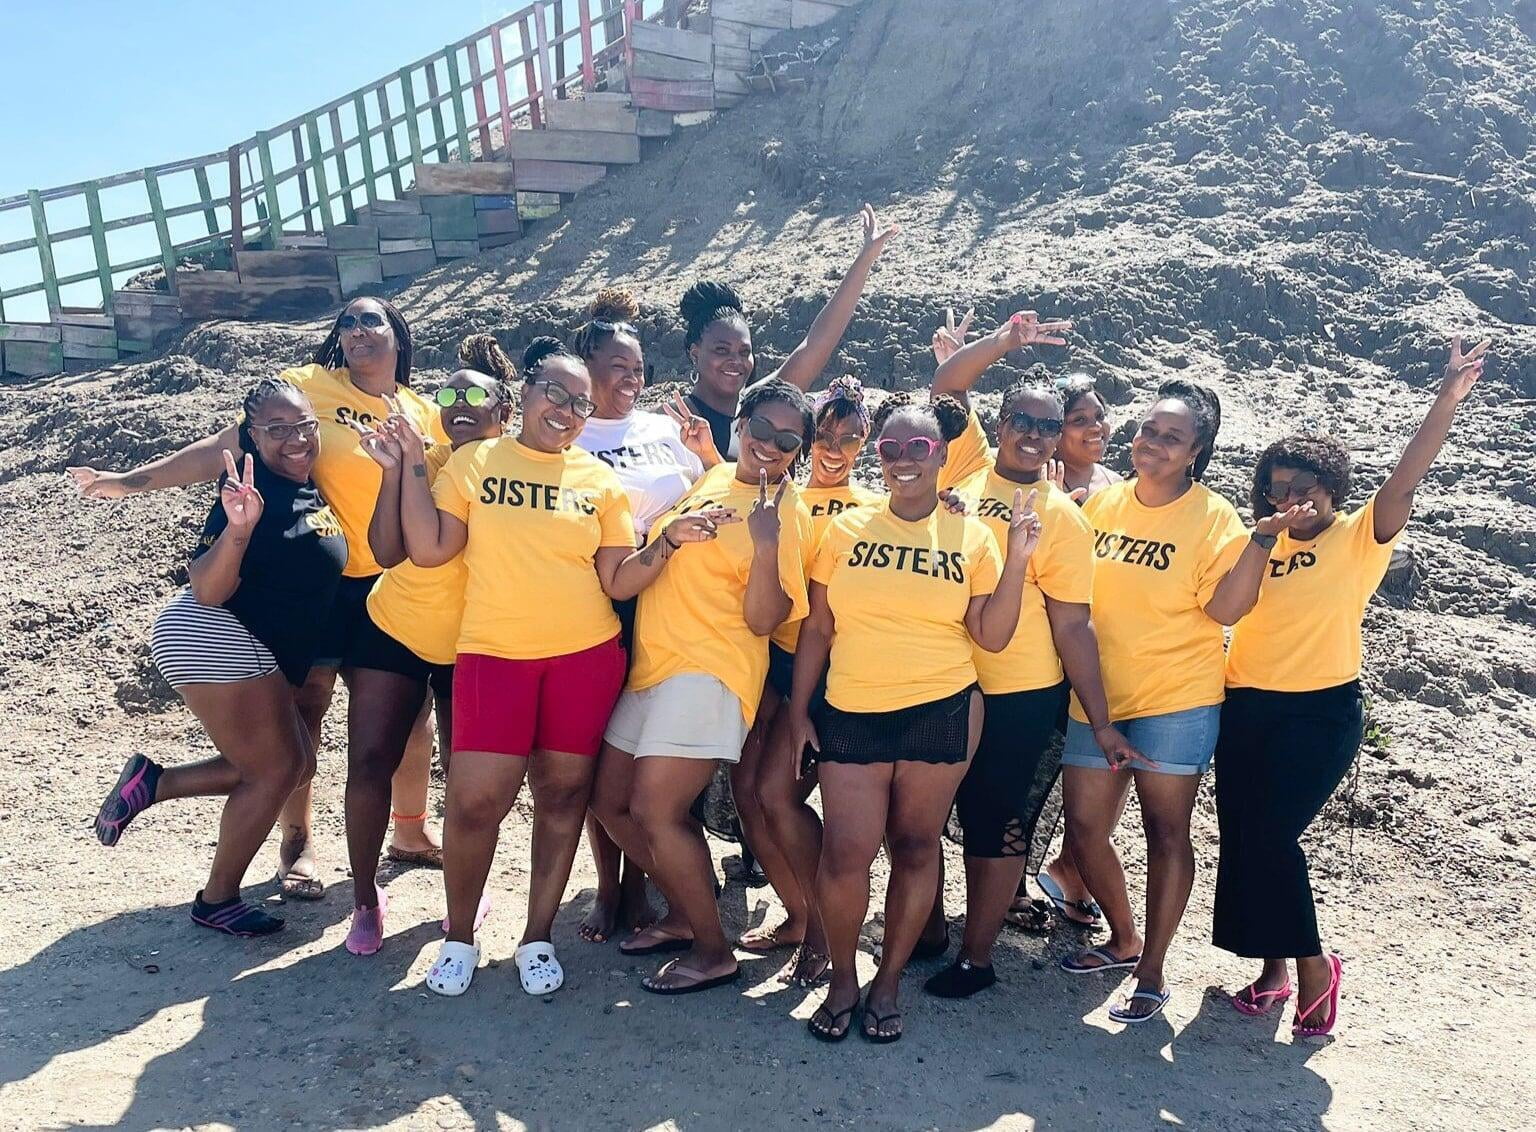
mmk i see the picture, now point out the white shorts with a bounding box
[603,673,750,762]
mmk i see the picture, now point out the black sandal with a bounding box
[861,1005,903,1044]
[807,994,859,1043]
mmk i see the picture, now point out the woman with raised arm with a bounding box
[68,298,447,897]
[569,288,716,944]
[788,393,1040,1044]
[1218,337,1489,1039]
[591,380,813,995]
[91,380,345,936]
[339,334,513,956]
[1056,379,1313,1025]
[681,204,900,454]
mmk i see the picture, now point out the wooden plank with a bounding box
[413,161,520,195]
[545,99,641,133]
[715,68,751,95]
[423,60,450,162]
[375,213,433,239]
[476,208,522,235]
[518,13,543,129]
[357,198,423,215]
[2,341,64,376]
[142,171,181,294]
[511,159,607,193]
[0,323,63,343]
[305,116,336,232]
[117,338,154,354]
[578,1,597,88]
[380,237,435,253]
[420,193,476,219]
[474,194,518,210]
[114,313,180,346]
[636,108,675,137]
[192,165,220,235]
[444,47,473,161]
[714,43,753,69]
[112,289,180,309]
[399,68,426,165]
[478,230,523,251]
[630,21,714,63]
[327,224,380,251]
[337,253,384,295]
[466,43,494,158]
[710,17,755,49]
[327,108,353,223]
[627,77,714,111]
[433,239,480,258]
[178,272,340,319]
[791,0,841,26]
[631,53,714,81]
[278,234,332,249]
[710,0,791,28]
[57,309,116,326]
[61,324,118,347]
[256,132,283,246]
[427,213,479,241]
[381,248,439,277]
[532,2,555,124]
[292,126,315,233]
[503,129,640,164]
[83,182,115,317]
[236,249,339,281]
[375,85,405,198]
[350,96,379,208]
[491,25,518,142]
[26,190,62,315]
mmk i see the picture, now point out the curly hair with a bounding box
[1056,373,1106,417]
[1154,378,1222,481]
[457,333,517,401]
[680,280,749,349]
[312,298,413,387]
[871,391,970,442]
[1251,434,1352,518]
[571,287,642,362]
[737,378,815,454]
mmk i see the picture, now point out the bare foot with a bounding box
[616,870,658,934]
[278,835,324,901]
[388,815,441,857]
[739,918,805,954]
[776,943,830,986]
[580,891,620,943]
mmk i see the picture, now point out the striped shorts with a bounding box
[149,590,278,688]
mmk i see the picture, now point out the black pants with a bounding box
[955,683,1067,857]
[1212,681,1363,959]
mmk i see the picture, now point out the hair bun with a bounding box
[588,287,640,323]
[522,336,567,372]
[929,393,970,441]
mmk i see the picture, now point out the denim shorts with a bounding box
[1061,703,1221,776]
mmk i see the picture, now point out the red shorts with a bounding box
[452,636,626,757]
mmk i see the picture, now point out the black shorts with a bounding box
[347,607,455,701]
[312,574,378,670]
[955,682,1068,857]
[815,684,979,766]
[766,643,828,712]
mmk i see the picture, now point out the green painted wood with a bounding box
[444,48,473,161]
[141,170,180,294]
[329,108,354,223]
[192,165,220,235]
[26,190,62,314]
[83,182,115,316]
[304,116,335,232]
[352,93,380,206]
[376,85,405,198]
[292,126,315,234]
[399,68,425,166]
[256,131,283,248]
[423,62,450,163]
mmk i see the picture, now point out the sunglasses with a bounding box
[435,386,493,408]
[744,415,804,454]
[533,379,596,419]
[1004,410,1064,438]
[337,311,387,332]
[1265,473,1322,505]
[249,418,320,442]
[815,431,864,455]
[877,436,940,463]
[592,318,638,335]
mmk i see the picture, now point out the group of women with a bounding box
[71,205,1489,1045]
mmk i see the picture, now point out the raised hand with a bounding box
[663,391,722,466]
[931,306,975,366]
[1095,725,1159,772]
[66,466,130,501]
[748,469,788,547]
[1046,458,1088,503]
[358,422,404,469]
[999,310,1072,352]
[663,506,741,546]
[219,450,264,532]
[1254,500,1316,537]
[938,487,969,515]
[389,414,428,467]
[1006,487,1043,559]
[861,202,901,257]
[1440,335,1491,403]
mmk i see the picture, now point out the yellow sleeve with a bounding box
[811,516,847,586]
[432,451,471,522]
[598,484,638,548]
[1194,504,1250,608]
[969,523,1003,596]
[777,502,813,622]
[939,410,993,492]
[1033,501,1094,604]
[425,443,453,483]
[277,363,322,390]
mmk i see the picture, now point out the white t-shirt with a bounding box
[576,411,705,539]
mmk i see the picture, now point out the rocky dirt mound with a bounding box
[2,0,1533,895]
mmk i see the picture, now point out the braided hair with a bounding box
[1155,378,1222,481]
[312,299,414,387]
[871,391,969,442]
[737,378,815,455]
[1252,435,1351,519]
[237,377,306,459]
[680,280,749,349]
[522,336,579,380]
[457,333,517,401]
[1000,375,1065,418]
[572,288,642,362]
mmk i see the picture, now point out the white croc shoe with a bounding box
[426,940,480,997]
[514,940,564,995]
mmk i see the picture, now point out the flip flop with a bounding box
[860,1005,903,1044]
[1036,871,1102,926]
[1109,987,1171,1025]
[1060,946,1140,974]
[738,922,804,954]
[807,994,860,1043]
[426,940,480,997]
[1293,954,1343,1039]
[641,959,741,996]
[514,941,564,995]
[1232,979,1293,1016]
[619,928,693,956]
[1003,897,1051,935]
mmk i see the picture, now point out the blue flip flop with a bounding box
[1060,946,1140,974]
[1109,987,1171,1025]
[1036,871,1102,926]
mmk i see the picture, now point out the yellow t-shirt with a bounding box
[433,437,636,660]
[280,364,448,578]
[366,444,464,666]
[937,408,995,492]
[813,499,1003,713]
[629,463,812,724]
[771,482,882,654]
[1226,492,1399,692]
[953,470,1095,694]
[1068,480,1248,723]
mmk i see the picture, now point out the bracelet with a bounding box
[663,532,681,551]
[391,810,427,823]
[1250,531,1278,550]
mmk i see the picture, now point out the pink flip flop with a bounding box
[1293,954,1343,1039]
[1231,979,1293,1016]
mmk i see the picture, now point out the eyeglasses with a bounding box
[435,386,492,408]
[533,379,596,419]
[1265,472,1321,505]
[814,431,864,455]
[337,311,387,332]
[249,418,321,442]
[1003,410,1064,438]
[745,415,804,454]
[592,318,638,335]
[877,436,940,462]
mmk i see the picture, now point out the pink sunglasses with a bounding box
[877,436,939,462]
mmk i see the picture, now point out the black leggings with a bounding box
[955,683,1067,858]
[1212,681,1363,959]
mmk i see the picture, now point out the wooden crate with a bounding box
[412,161,519,196]
[630,22,714,63]
[545,100,642,135]
[503,130,641,165]
[511,160,608,193]
[628,78,715,112]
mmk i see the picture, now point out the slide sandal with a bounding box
[425,940,480,997]
[515,941,565,995]
[641,960,740,996]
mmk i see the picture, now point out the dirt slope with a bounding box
[1,2,1533,1129]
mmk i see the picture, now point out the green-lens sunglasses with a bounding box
[436,386,492,408]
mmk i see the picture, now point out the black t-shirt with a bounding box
[685,392,739,459]
[193,447,348,685]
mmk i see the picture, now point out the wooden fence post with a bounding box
[423,61,450,162]
[623,1,638,70]
[579,1,597,88]
[25,191,61,314]
[533,3,555,116]
[328,107,353,222]
[353,93,380,206]
[491,26,517,143]
[228,145,245,254]
[83,182,115,315]
[142,170,179,294]
[192,166,220,236]
[467,38,494,157]
[399,68,426,166]
[518,15,543,129]
[256,131,283,247]
[304,115,335,232]
[444,47,473,160]
[375,85,406,198]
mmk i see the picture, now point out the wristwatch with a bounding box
[1250,531,1278,550]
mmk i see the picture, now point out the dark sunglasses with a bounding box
[435,386,493,408]
[744,415,804,454]
[249,418,320,442]
[337,311,387,332]
[877,436,940,462]
[1004,410,1064,438]
[533,379,596,419]
[815,431,864,454]
[1265,472,1322,505]
[592,318,638,335]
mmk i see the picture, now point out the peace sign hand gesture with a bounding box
[861,202,901,258]
[663,506,741,547]
[1440,335,1491,403]
[931,306,975,366]
[999,310,1072,352]
[219,449,264,533]
[748,469,789,548]
[1006,488,1043,560]
[663,392,722,467]
[1254,500,1316,538]
[1046,458,1088,503]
